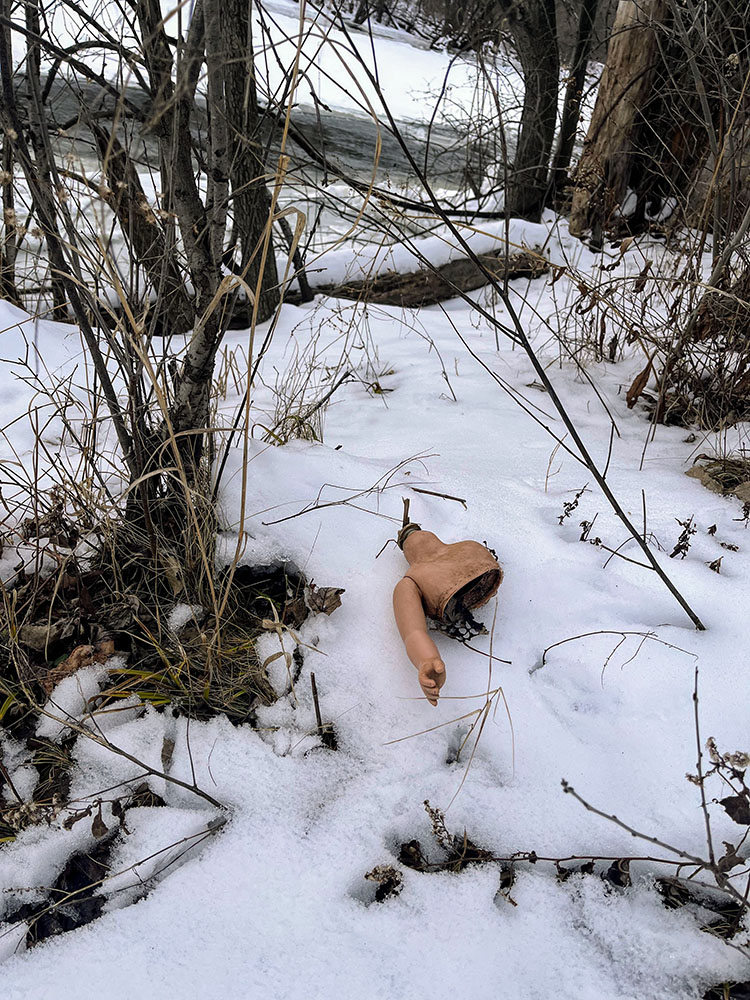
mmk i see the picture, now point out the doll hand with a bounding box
[418,657,446,707]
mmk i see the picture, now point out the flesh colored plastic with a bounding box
[392,530,502,706]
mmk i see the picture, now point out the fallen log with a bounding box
[315,248,549,308]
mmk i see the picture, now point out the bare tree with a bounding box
[548,0,599,206]
[503,0,560,221]
[568,0,669,239]
[569,0,750,242]
[0,0,283,493]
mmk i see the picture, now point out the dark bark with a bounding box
[317,249,549,307]
[570,0,750,240]
[0,0,20,308]
[91,125,194,335]
[138,0,216,306]
[277,215,314,303]
[505,0,560,221]
[223,0,279,324]
[0,137,20,307]
[137,0,227,472]
[569,0,669,238]
[24,0,68,318]
[204,0,231,266]
[548,0,599,205]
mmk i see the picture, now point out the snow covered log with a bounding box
[315,249,549,307]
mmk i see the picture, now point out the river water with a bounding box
[45,76,477,189]
[9,74,488,308]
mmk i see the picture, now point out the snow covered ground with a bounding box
[1,208,749,998]
[1,7,749,1000]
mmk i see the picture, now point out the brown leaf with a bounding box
[685,465,725,494]
[603,858,631,888]
[102,594,140,631]
[161,554,184,596]
[398,839,428,871]
[717,842,744,874]
[497,863,516,898]
[161,736,175,771]
[626,361,653,409]
[282,595,308,629]
[364,864,403,902]
[720,795,750,826]
[633,259,652,292]
[91,807,108,838]
[732,481,750,504]
[43,644,95,694]
[93,639,115,663]
[62,805,93,830]
[18,619,73,652]
[306,583,345,616]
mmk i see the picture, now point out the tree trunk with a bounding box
[25,0,68,318]
[505,0,559,222]
[223,0,280,324]
[568,0,669,238]
[548,0,600,207]
[91,125,194,335]
[0,80,19,305]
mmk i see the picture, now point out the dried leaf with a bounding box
[720,795,750,826]
[91,807,108,838]
[18,619,73,651]
[732,481,750,504]
[43,644,95,693]
[62,805,93,830]
[685,465,725,494]
[717,842,744,874]
[398,839,428,871]
[626,361,653,409]
[102,594,140,631]
[93,639,115,663]
[161,554,184,596]
[633,259,652,292]
[603,858,631,889]
[283,595,308,629]
[161,736,175,772]
[364,864,403,902]
[494,864,518,906]
[306,583,345,616]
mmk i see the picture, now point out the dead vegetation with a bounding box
[0,473,344,949]
[0,502,342,735]
[687,456,750,507]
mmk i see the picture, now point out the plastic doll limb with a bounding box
[418,657,446,707]
[393,577,446,706]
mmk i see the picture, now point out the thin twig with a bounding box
[411,487,467,507]
[693,665,716,870]
[310,671,324,735]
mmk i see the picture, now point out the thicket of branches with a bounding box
[0,0,748,574]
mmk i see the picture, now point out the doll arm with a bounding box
[393,577,446,706]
